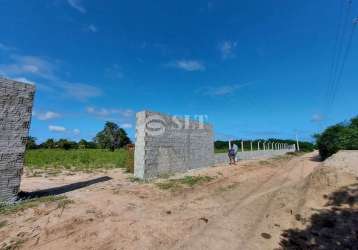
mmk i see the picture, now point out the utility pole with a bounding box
[295,134,300,152]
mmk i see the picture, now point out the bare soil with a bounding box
[1,152,357,250]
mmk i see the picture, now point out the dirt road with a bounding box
[0,152,329,249]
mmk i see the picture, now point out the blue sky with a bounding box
[0,0,357,142]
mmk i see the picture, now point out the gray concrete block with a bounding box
[0,77,35,202]
[134,111,214,179]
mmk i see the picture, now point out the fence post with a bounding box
[241,140,244,152]
[250,141,253,151]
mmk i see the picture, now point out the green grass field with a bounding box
[214,148,228,153]
[25,149,134,172]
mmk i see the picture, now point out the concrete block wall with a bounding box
[134,111,214,179]
[214,149,295,164]
[0,77,35,202]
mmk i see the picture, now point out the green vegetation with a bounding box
[25,121,135,172]
[0,196,71,215]
[2,238,26,250]
[0,220,7,229]
[155,175,214,191]
[214,139,315,153]
[94,121,131,151]
[27,121,132,151]
[315,116,358,160]
[128,176,145,183]
[27,137,97,150]
[25,148,134,171]
[214,148,227,153]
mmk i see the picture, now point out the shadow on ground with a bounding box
[279,180,358,249]
[18,176,112,199]
[309,154,322,162]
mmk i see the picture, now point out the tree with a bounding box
[26,136,37,149]
[56,139,75,150]
[118,128,131,147]
[95,122,122,151]
[315,115,358,160]
[94,122,131,151]
[42,139,55,149]
[78,139,88,149]
[86,141,98,149]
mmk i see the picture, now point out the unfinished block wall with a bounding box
[134,111,214,179]
[0,78,35,202]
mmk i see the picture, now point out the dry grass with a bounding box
[0,196,72,215]
[155,175,215,191]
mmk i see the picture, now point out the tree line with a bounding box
[27,121,132,151]
[315,116,358,160]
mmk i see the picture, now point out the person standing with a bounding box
[228,144,238,165]
[233,143,239,162]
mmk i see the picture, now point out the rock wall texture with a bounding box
[0,77,35,202]
[134,111,214,179]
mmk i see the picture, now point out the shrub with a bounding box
[315,116,358,160]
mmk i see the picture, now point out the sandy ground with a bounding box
[1,152,357,250]
[323,150,358,176]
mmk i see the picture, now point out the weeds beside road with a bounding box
[25,149,134,172]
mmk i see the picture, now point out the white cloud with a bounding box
[67,0,86,13]
[105,64,124,79]
[61,82,102,101]
[13,77,35,85]
[0,42,11,51]
[0,48,102,101]
[200,83,251,96]
[88,24,98,33]
[48,125,66,133]
[120,123,132,129]
[0,55,56,80]
[73,128,81,135]
[219,40,237,59]
[86,107,134,118]
[170,60,205,71]
[33,111,61,121]
[311,114,325,123]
